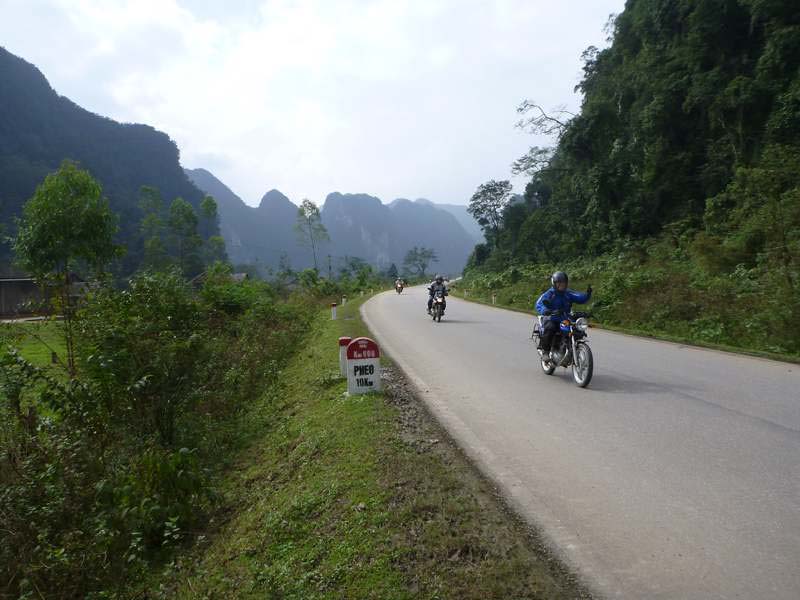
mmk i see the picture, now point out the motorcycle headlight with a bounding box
[575,317,589,332]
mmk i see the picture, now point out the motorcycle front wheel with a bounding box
[572,343,593,387]
[538,350,556,375]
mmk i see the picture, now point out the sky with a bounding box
[0,0,625,207]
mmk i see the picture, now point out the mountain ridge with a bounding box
[0,46,218,273]
[187,169,478,275]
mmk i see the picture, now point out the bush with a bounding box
[0,269,315,598]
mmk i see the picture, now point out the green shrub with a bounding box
[0,269,315,598]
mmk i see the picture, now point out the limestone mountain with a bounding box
[414,199,483,243]
[188,170,476,275]
[321,193,475,274]
[184,168,306,269]
[0,47,218,273]
[187,169,318,271]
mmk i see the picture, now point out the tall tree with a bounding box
[199,195,218,239]
[14,160,123,375]
[196,196,228,266]
[294,199,329,272]
[468,180,513,247]
[139,186,170,271]
[403,246,438,278]
[168,197,203,277]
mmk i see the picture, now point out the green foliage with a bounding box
[13,160,124,375]
[139,186,170,271]
[464,0,800,358]
[467,179,513,247]
[294,199,329,272]
[0,47,222,275]
[0,270,315,598]
[482,0,800,265]
[168,197,204,277]
[402,246,438,277]
[13,160,123,279]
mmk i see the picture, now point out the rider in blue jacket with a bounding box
[536,271,592,360]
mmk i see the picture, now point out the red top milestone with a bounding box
[346,337,380,360]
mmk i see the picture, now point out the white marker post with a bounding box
[331,302,337,320]
[346,337,381,394]
[338,336,351,376]
[491,293,496,305]
[341,296,347,305]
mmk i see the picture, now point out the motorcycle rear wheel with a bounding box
[572,343,593,387]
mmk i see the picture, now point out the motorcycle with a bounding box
[531,311,594,387]
[431,290,446,322]
[395,283,404,294]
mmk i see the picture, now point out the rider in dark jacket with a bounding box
[427,275,448,314]
[536,271,592,359]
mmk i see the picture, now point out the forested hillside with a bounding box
[0,47,219,274]
[463,0,800,356]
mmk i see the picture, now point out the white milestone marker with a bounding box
[346,337,381,394]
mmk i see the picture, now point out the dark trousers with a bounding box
[538,319,560,351]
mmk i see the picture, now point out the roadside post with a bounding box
[338,337,351,376]
[346,337,381,394]
[492,293,496,305]
[342,295,347,305]
[331,302,337,320]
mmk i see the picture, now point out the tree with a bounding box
[468,180,513,247]
[514,100,573,139]
[14,160,123,375]
[403,246,438,278]
[168,197,203,277]
[139,186,170,271]
[387,263,399,279]
[339,256,369,278]
[294,199,329,271]
[205,235,228,265]
[199,195,218,239]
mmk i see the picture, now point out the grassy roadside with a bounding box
[0,320,67,368]
[148,295,589,599]
[448,285,800,365]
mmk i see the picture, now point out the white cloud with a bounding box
[0,0,624,205]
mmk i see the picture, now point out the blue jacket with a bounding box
[536,287,591,321]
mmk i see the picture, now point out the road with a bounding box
[362,286,800,599]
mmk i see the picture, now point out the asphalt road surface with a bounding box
[362,286,800,599]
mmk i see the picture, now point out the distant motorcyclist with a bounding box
[535,271,592,362]
[427,275,448,315]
